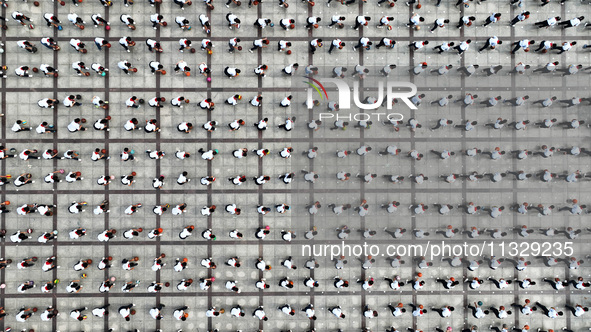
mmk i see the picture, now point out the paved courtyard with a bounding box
[0,0,589,330]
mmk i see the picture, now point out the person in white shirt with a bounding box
[177,172,190,185]
[252,306,267,321]
[67,118,86,132]
[198,148,217,160]
[92,305,109,317]
[558,16,584,28]
[173,306,189,321]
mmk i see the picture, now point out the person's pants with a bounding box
[433,45,445,53]
[478,43,490,52]
[353,21,361,29]
[510,17,520,25]
[483,18,493,26]
[534,43,546,52]
[511,44,521,53]
[535,21,549,27]
[95,42,103,51]
[328,44,336,53]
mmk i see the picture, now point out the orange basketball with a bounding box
[185,72,191,76]
[105,43,111,48]
[287,50,292,54]
[80,25,85,30]
[133,256,139,261]
[137,228,143,232]
[131,171,137,176]
[159,252,165,257]
[81,49,87,53]
[84,72,90,76]
[75,171,82,176]
[132,68,137,73]
[417,272,423,277]
[86,259,92,264]
[3,201,9,205]
[160,70,166,75]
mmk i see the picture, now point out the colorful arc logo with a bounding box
[303,76,328,100]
